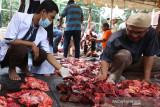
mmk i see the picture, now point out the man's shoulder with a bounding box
[106,30,112,33]
[108,29,125,41]
[145,27,156,37]
[15,12,30,18]
[14,12,33,21]
[69,3,81,8]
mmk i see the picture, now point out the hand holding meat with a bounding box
[59,67,73,78]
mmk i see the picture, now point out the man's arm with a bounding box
[46,53,62,70]
[96,60,109,80]
[59,15,63,27]
[90,38,106,43]
[46,54,73,78]
[81,16,83,23]
[95,39,106,43]
[143,56,154,82]
[86,8,91,30]
[7,39,39,60]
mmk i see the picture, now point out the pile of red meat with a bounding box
[0,96,20,107]
[7,90,53,107]
[118,79,160,98]
[57,76,118,105]
[54,58,101,77]
[57,58,160,106]
[1,77,53,107]
[21,77,50,91]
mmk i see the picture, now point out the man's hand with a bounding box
[96,73,107,81]
[59,67,73,78]
[31,43,39,60]
[142,78,151,83]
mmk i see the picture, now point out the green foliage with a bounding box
[1,0,102,31]
[1,0,18,27]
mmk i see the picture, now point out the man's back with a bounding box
[62,3,83,31]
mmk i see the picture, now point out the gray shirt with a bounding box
[102,28,160,63]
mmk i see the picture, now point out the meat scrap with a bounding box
[117,79,160,97]
[20,77,50,91]
[57,78,118,105]
[0,96,20,107]
[117,79,160,107]
[7,90,53,107]
[56,58,117,105]
[56,58,160,106]
[54,58,101,77]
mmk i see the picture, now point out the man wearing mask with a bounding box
[0,0,73,80]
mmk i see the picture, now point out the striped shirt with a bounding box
[62,3,83,31]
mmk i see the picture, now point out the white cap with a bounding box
[127,13,151,28]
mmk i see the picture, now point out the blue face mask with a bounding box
[39,17,51,28]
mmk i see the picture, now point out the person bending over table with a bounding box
[96,13,160,84]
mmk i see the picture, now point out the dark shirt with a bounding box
[101,28,160,63]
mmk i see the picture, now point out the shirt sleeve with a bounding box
[143,29,160,56]
[101,40,120,63]
[4,13,20,43]
[62,7,67,17]
[103,31,111,41]
[80,8,83,16]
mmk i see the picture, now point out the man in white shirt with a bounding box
[111,17,119,33]
[0,0,72,80]
[119,17,129,30]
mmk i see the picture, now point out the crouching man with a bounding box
[97,13,160,84]
[0,0,72,80]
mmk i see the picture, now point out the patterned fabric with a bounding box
[62,3,83,31]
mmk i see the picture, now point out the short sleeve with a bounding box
[62,7,67,17]
[101,41,120,63]
[4,13,20,43]
[103,31,112,42]
[80,8,83,16]
[143,29,160,56]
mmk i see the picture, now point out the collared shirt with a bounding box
[101,28,160,63]
[0,12,50,62]
[62,3,83,31]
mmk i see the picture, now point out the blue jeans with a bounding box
[53,30,63,53]
[63,30,81,58]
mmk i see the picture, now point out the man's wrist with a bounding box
[29,42,34,47]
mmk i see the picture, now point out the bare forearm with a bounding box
[59,16,63,26]
[96,39,105,43]
[47,54,62,70]
[8,39,34,47]
[81,17,83,23]
[101,60,109,76]
[143,56,154,80]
